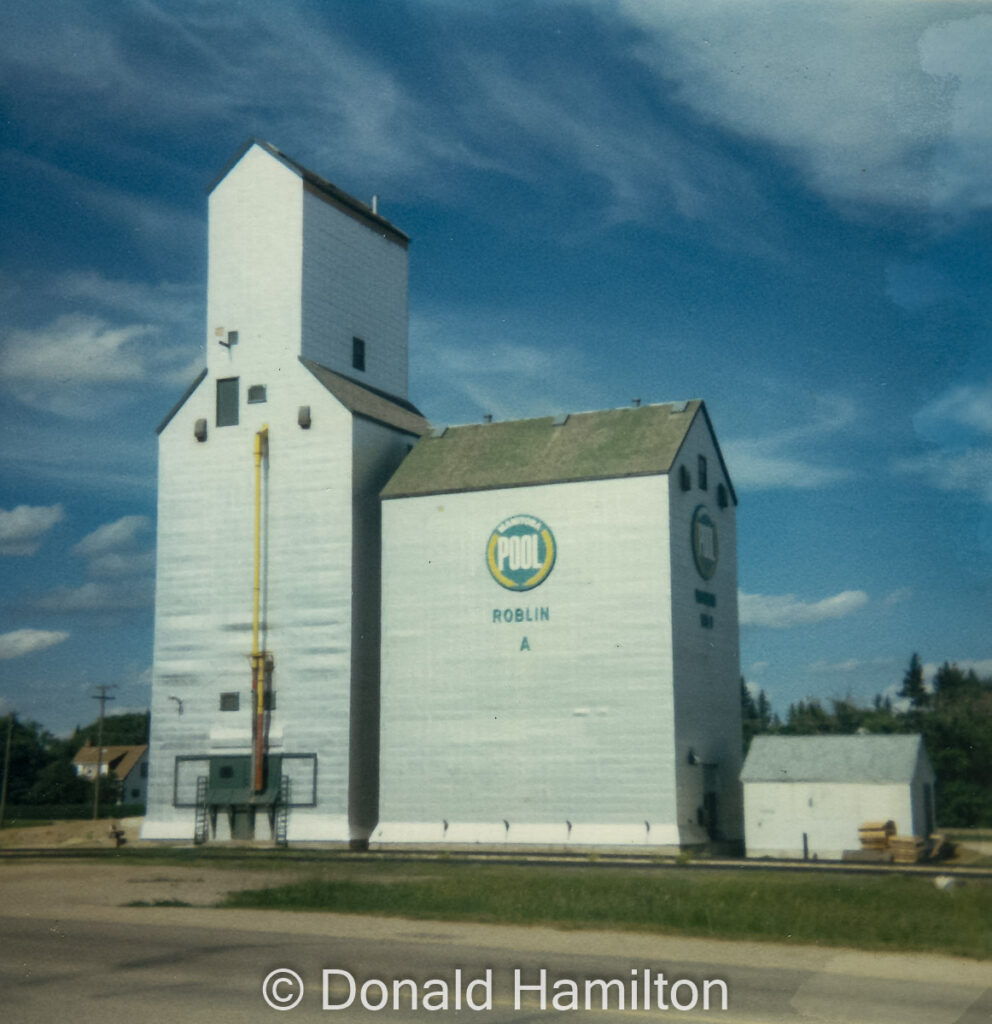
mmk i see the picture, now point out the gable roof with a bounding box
[209,139,409,249]
[740,734,932,785]
[381,400,736,500]
[300,358,429,438]
[73,744,148,780]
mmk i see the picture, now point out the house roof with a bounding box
[300,358,429,438]
[381,400,736,500]
[209,139,410,249]
[740,734,932,785]
[73,744,148,780]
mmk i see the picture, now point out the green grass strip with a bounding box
[222,864,992,959]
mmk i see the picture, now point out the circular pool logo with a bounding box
[487,514,556,591]
[691,505,718,580]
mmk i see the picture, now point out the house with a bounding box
[73,743,149,804]
[740,734,936,859]
[375,403,743,849]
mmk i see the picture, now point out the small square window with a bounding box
[216,378,239,427]
[352,337,366,372]
[698,455,708,490]
[247,384,267,404]
[220,692,240,711]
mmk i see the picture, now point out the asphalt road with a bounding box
[0,863,988,1023]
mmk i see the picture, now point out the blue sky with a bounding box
[1,0,991,735]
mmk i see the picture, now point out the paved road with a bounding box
[0,863,988,1023]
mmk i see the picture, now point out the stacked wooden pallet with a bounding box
[890,835,925,864]
[858,820,896,851]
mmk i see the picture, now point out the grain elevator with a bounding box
[143,142,743,848]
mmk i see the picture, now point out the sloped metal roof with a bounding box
[209,139,409,248]
[740,734,932,784]
[300,358,429,437]
[382,400,736,500]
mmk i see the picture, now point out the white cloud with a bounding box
[0,628,70,660]
[723,392,857,491]
[922,657,992,682]
[894,448,992,503]
[883,587,913,607]
[72,515,150,558]
[604,0,979,217]
[34,579,153,613]
[739,589,869,628]
[0,504,64,556]
[0,312,197,418]
[1,315,151,384]
[919,13,992,217]
[913,380,992,445]
[809,658,862,673]
[411,312,596,423]
[721,445,853,491]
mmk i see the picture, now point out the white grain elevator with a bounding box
[142,140,427,844]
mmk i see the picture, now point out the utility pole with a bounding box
[91,686,115,821]
[0,712,14,832]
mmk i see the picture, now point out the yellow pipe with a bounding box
[252,425,268,664]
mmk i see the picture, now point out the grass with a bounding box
[221,861,992,960]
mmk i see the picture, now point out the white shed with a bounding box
[376,404,743,850]
[740,734,936,860]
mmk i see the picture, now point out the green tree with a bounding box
[899,652,928,709]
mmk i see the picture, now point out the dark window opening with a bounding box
[219,765,234,780]
[679,464,691,491]
[717,483,728,508]
[247,384,266,404]
[220,692,240,712]
[698,455,708,490]
[352,336,366,372]
[216,378,239,426]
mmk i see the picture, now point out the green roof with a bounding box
[382,400,735,499]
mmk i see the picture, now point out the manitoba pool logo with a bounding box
[691,505,718,580]
[487,514,556,592]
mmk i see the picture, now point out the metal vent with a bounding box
[298,405,311,429]
[194,418,208,442]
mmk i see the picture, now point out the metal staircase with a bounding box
[193,775,209,845]
[274,775,291,847]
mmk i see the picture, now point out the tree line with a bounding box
[741,654,992,828]
[0,711,149,809]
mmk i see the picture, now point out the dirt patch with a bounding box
[0,858,307,917]
[0,816,146,850]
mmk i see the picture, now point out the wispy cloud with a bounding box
[0,504,64,556]
[0,628,70,660]
[739,589,869,628]
[723,393,857,491]
[598,0,985,219]
[72,515,155,577]
[34,579,153,614]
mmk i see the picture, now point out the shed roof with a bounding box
[740,734,932,785]
[300,358,429,437]
[382,400,736,500]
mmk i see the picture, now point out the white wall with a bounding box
[301,189,409,399]
[668,413,743,844]
[377,474,684,847]
[207,145,304,381]
[743,781,917,859]
[143,363,358,841]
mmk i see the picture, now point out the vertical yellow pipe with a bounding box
[252,425,268,793]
